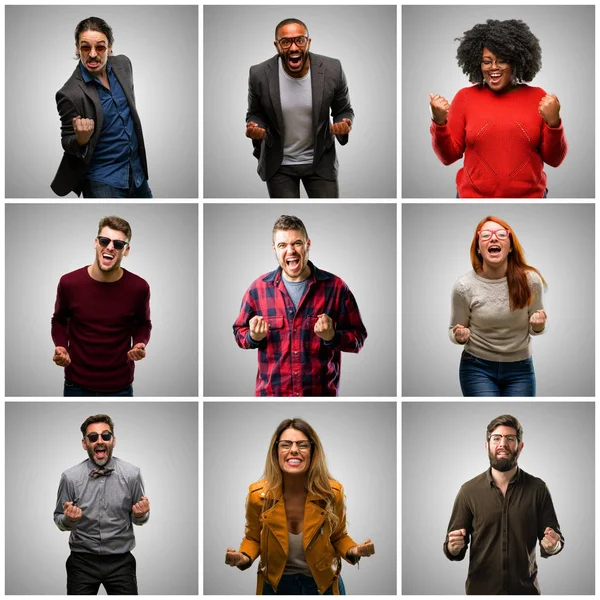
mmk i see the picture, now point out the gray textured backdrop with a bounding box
[402,203,595,397]
[5,204,198,397]
[402,5,595,198]
[203,203,397,397]
[5,401,198,595]
[6,5,198,198]
[402,402,595,594]
[203,5,397,198]
[204,401,397,595]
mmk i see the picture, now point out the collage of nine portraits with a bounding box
[2,2,596,597]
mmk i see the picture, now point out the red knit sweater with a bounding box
[51,267,152,392]
[431,84,567,198]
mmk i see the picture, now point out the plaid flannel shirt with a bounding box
[233,261,367,396]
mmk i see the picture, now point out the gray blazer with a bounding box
[246,52,354,182]
[51,55,148,197]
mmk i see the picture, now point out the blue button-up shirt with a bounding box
[80,63,145,189]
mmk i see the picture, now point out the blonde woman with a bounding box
[225,418,375,594]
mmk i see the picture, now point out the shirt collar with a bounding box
[486,466,522,487]
[79,60,112,84]
[262,261,330,284]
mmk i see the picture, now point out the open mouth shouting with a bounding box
[287,52,304,71]
[487,244,502,256]
[101,252,116,267]
[286,255,301,272]
[486,72,505,87]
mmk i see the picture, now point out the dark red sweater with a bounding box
[51,267,152,392]
[431,84,567,198]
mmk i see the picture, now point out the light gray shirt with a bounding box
[449,270,545,362]
[282,276,309,309]
[283,531,312,576]
[54,456,149,554]
[279,58,314,165]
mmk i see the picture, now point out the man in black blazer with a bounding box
[51,17,151,198]
[246,18,354,198]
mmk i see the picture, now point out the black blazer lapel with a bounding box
[310,52,325,133]
[267,56,283,135]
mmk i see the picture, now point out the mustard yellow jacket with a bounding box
[238,479,358,594]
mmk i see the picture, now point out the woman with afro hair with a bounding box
[430,19,567,198]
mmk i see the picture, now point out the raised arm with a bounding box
[443,487,473,561]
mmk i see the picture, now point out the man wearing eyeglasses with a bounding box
[51,216,152,396]
[51,16,151,198]
[444,414,564,594]
[246,18,354,198]
[54,414,150,594]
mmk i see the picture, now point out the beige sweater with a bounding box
[449,270,545,362]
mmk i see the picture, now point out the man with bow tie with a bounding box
[54,414,150,594]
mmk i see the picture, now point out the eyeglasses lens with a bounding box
[88,432,113,442]
[98,237,127,250]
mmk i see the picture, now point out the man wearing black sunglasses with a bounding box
[246,18,354,198]
[50,16,151,198]
[54,414,150,594]
[51,215,152,396]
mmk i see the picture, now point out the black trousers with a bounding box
[66,551,138,595]
[266,164,339,198]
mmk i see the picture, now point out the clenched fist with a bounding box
[73,116,95,146]
[245,121,266,140]
[330,118,352,135]
[453,324,470,344]
[249,315,269,342]
[529,309,547,332]
[347,538,375,558]
[429,93,450,126]
[541,526,560,552]
[132,496,150,518]
[538,94,560,128]
[447,528,467,556]
[63,501,83,522]
[225,548,251,567]
[127,343,146,361]
[314,313,335,342]
[53,346,71,367]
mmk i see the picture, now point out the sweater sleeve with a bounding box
[449,279,470,344]
[431,89,467,165]
[132,284,152,346]
[51,279,70,348]
[539,120,567,168]
[527,271,546,336]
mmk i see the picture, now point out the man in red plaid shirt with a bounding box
[233,215,367,396]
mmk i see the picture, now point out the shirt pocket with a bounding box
[264,316,284,330]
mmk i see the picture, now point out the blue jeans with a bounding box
[81,177,152,198]
[262,574,345,595]
[64,379,134,397]
[459,351,536,396]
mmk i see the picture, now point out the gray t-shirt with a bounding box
[283,276,309,309]
[279,58,314,165]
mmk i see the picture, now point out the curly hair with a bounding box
[455,19,542,84]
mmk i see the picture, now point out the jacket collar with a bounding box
[262,260,330,284]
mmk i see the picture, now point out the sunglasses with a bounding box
[97,236,129,251]
[85,431,114,442]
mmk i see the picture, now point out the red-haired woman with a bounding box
[450,216,547,396]
[225,418,375,594]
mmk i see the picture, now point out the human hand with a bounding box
[73,116,95,146]
[314,313,335,342]
[541,527,560,552]
[249,315,269,342]
[53,346,71,367]
[538,94,561,128]
[529,310,547,331]
[453,325,471,344]
[447,528,467,556]
[330,118,352,135]
[63,501,83,522]
[245,121,266,140]
[225,548,251,567]
[132,496,150,518]
[429,93,450,126]
[128,343,146,361]
[347,538,375,558]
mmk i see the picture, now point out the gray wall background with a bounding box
[203,203,396,396]
[5,5,198,198]
[204,401,397,595]
[402,402,595,595]
[5,401,198,594]
[402,5,595,198]
[5,204,198,396]
[402,203,595,396]
[204,5,396,198]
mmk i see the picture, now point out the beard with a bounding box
[86,444,113,467]
[488,448,519,472]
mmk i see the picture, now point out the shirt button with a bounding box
[293,328,297,333]
[294,371,298,376]
[294,351,298,355]
[295,393,299,396]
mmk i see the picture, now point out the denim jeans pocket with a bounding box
[460,351,478,364]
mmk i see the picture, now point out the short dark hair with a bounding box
[75,17,114,58]
[275,18,309,40]
[272,215,309,242]
[486,414,523,442]
[97,216,132,242]
[455,19,542,84]
[80,414,115,437]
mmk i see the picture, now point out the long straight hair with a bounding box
[470,216,546,310]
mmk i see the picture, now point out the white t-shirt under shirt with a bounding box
[279,58,314,165]
[449,269,546,362]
